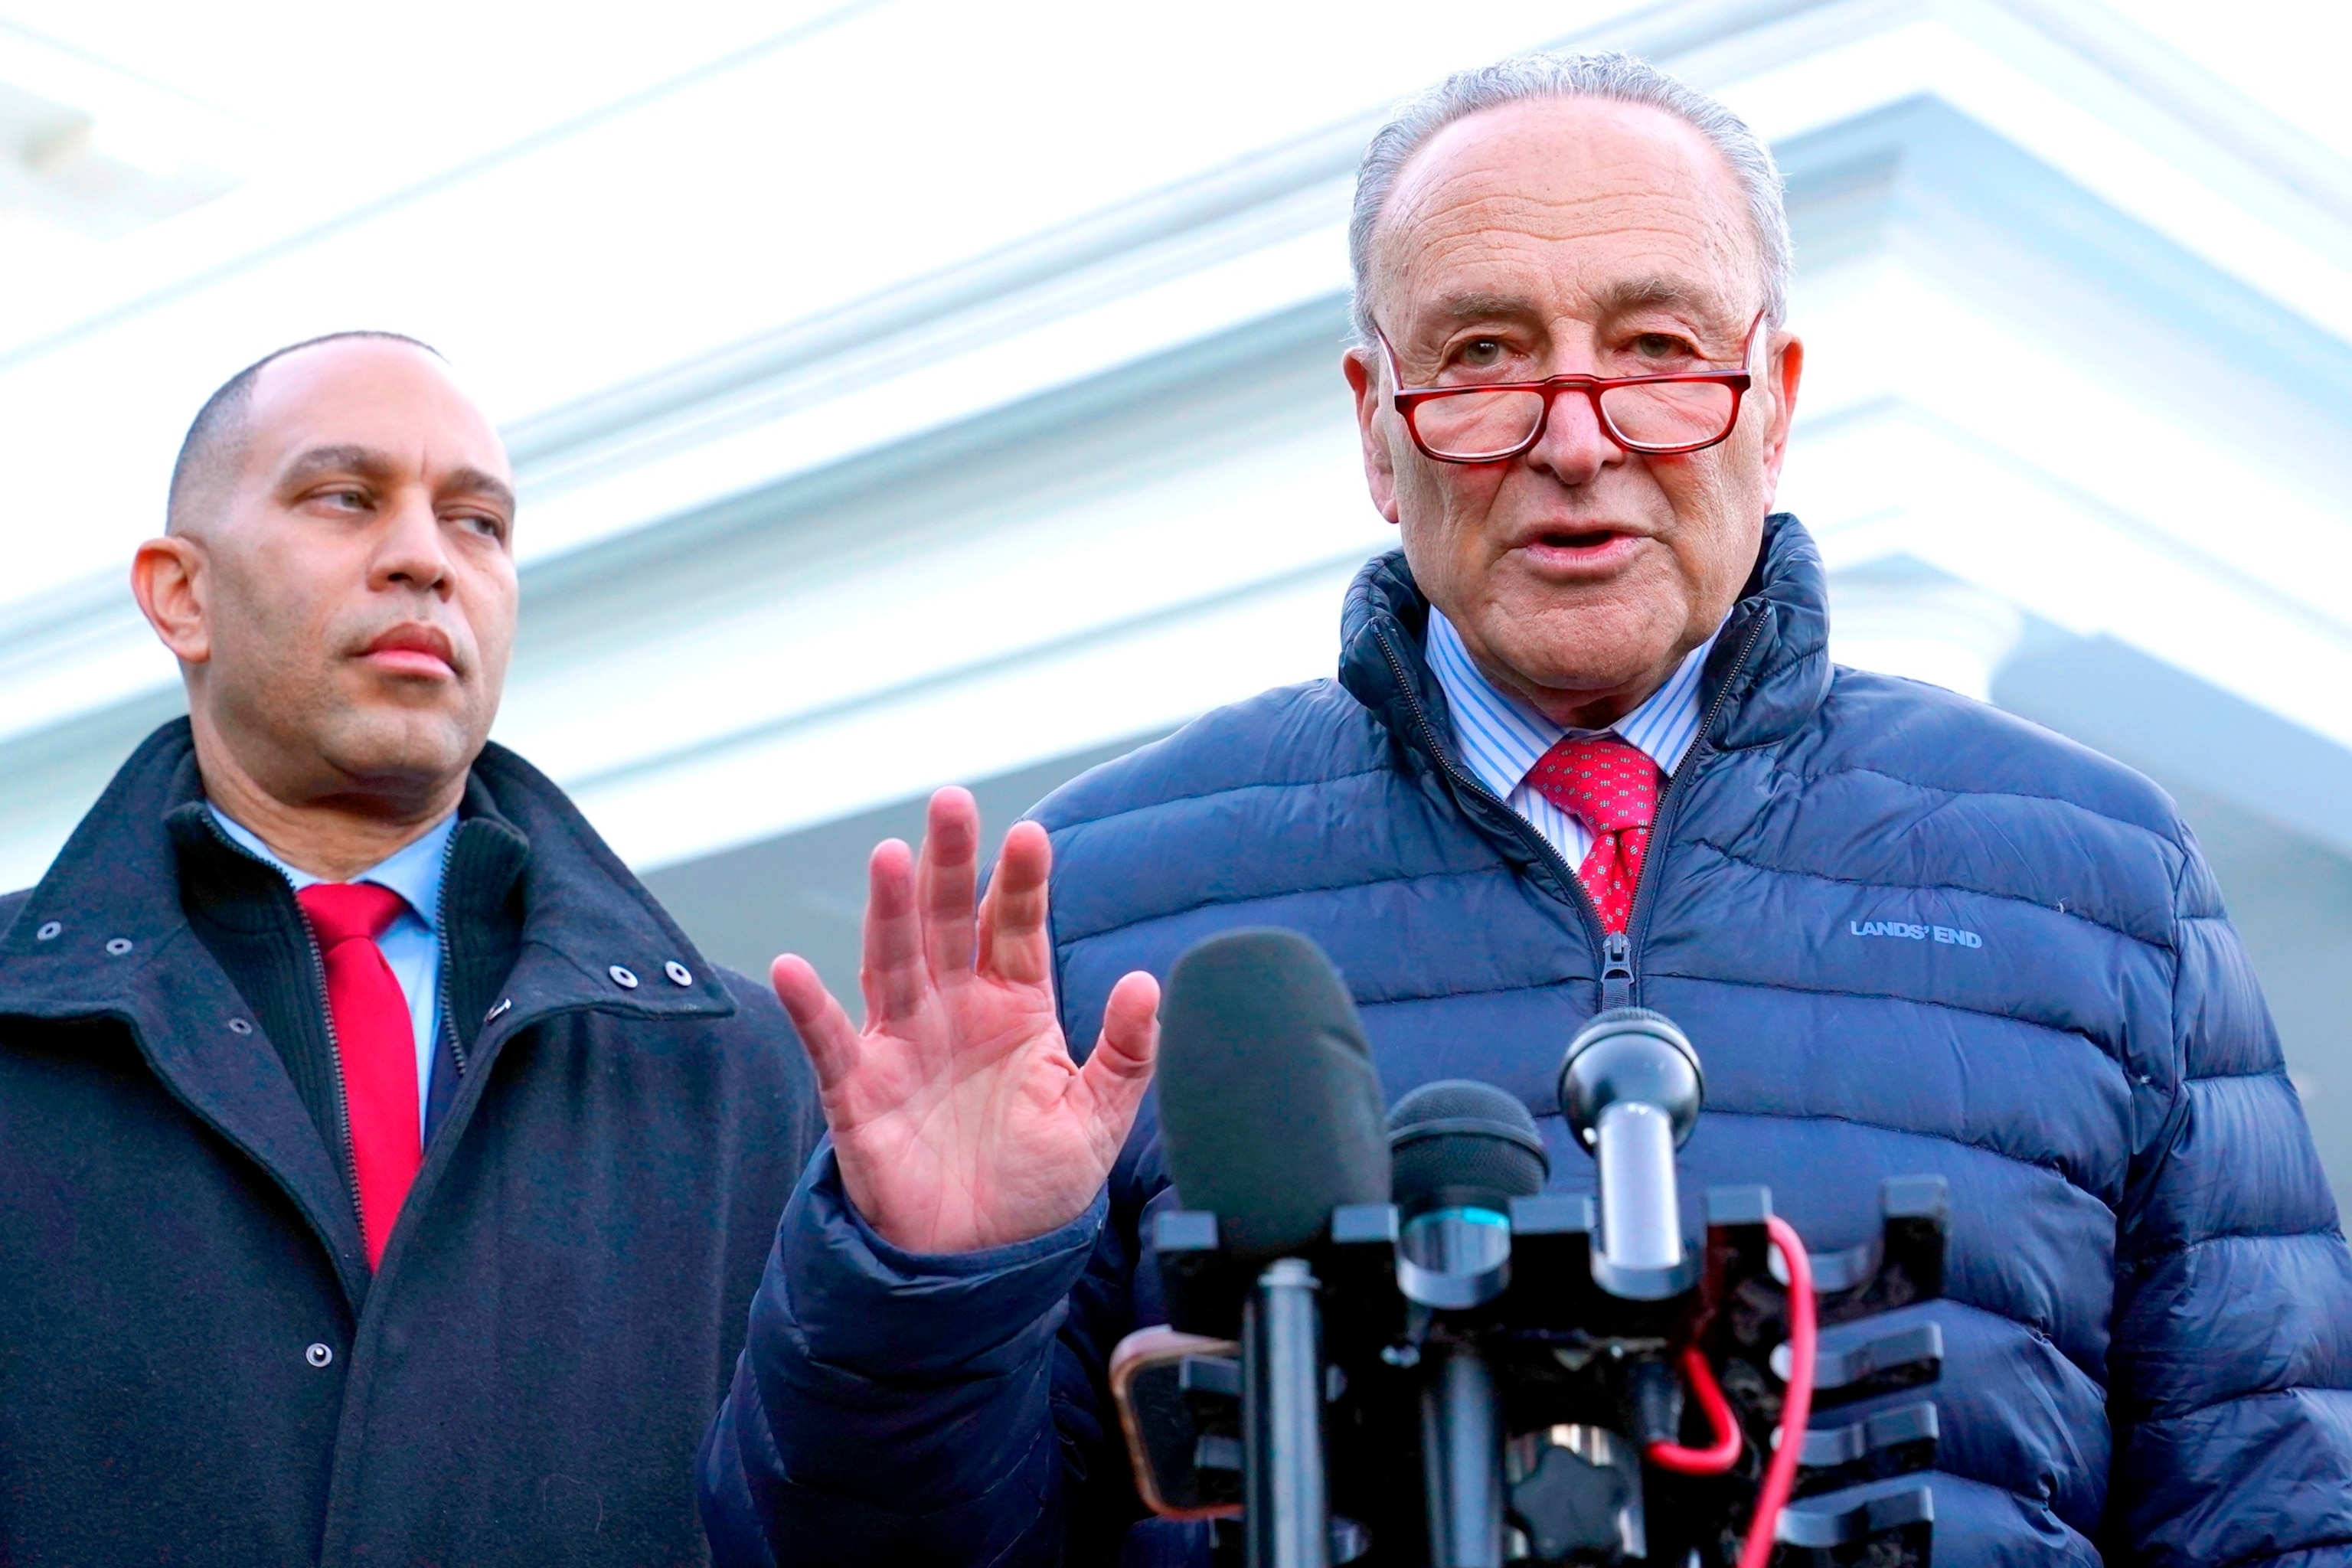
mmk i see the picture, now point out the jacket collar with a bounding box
[1338,510,1831,769]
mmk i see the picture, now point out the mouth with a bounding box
[357,624,459,681]
[1515,526,1643,569]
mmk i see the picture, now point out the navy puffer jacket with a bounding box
[701,514,2352,1566]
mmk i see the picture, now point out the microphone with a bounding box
[1558,1008,1704,1298]
[1387,1080,1549,1307]
[1157,927,1391,1259]
[1156,929,1390,1568]
[1387,1081,1549,1568]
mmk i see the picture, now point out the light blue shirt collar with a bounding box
[1425,609,1720,803]
[205,807,454,930]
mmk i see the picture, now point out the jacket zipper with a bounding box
[1608,612,1770,1008]
[1373,608,1769,1013]
[301,926,369,1247]
[433,827,467,1081]
[201,815,368,1246]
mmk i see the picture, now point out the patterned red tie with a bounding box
[297,882,419,1269]
[1527,735,1664,933]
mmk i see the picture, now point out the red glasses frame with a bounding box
[1377,312,1766,462]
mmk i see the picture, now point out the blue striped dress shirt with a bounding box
[1424,610,1720,871]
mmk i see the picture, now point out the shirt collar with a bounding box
[1425,609,1721,801]
[206,805,456,931]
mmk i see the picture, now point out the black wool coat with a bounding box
[0,720,822,1566]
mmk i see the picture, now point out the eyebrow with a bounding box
[443,466,518,515]
[277,444,396,489]
[1597,275,1703,314]
[276,445,517,514]
[1428,289,1544,325]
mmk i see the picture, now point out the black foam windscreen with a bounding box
[1157,928,1390,1262]
[1387,1079,1549,1220]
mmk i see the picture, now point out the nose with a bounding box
[1524,383,1622,489]
[371,489,453,597]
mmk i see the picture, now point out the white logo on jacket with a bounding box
[1850,920,1983,949]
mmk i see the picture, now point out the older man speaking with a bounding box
[0,333,822,1565]
[700,53,2352,1567]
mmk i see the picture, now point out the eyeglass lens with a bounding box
[1413,380,1737,457]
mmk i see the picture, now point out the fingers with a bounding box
[773,954,862,1094]
[917,787,981,982]
[1077,969,1161,1152]
[859,838,927,1024]
[975,819,1055,987]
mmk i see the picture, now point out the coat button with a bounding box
[665,960,692,987]
[105,937,133,956]
[34,920,60,941]
[305,1343,334,1368]
[608,965,639,989]
[227,1018,253,1036]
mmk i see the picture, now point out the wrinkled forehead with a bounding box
[1370,97,1761,336]
[239,339,511,488]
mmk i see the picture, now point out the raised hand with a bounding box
[771,786,1161,1254]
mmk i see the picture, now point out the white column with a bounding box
[1827,567,2026,703]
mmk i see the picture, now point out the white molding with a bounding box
[0,0,2346,890]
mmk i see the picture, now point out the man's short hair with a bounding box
[1348,51,1793,347]
[165,330,444,535]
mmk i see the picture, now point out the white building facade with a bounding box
[2,0,2347,1194]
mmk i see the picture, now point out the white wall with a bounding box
[2,0,2348,1190]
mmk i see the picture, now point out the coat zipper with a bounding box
[1609,611,1770,1008]
[1372,607,1769,1013]
[433,827,467,1081]
[201,815,368,1246]
[301,924,369,1247]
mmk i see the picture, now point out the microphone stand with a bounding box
[1243,1258,1329,1568]
[1419,1338,1502,1566]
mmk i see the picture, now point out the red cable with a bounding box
[1645,1345,1743,1474]
[1740,1214,1817,1568]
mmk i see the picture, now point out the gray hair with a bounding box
[1348,51,1792,348]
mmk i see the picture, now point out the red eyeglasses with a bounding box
[1377,313,1766,462]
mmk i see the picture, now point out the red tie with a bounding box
[297,882,419,1269]
[1527,736,1664,934]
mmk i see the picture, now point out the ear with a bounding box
[1343,347,1403,525]
[131,534,213,666]
[1756,331,1805,496]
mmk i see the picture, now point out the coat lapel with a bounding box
[0,724,746,1312]
[0,725,371,1302]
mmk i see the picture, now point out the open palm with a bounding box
[772,787,1161,1253]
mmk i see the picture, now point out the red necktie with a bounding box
[297,882,419,1270]
[1527,735,1664,934]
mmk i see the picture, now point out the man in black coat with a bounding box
[0,331,822,1566]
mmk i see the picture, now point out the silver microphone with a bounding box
[1558,1008,1704,1299]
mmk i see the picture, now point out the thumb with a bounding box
[1076,969,1159,1149]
